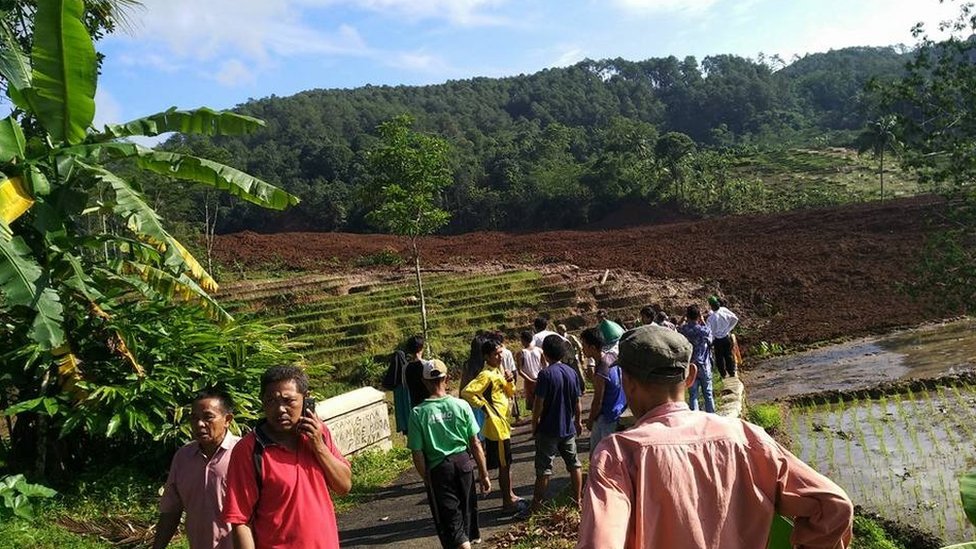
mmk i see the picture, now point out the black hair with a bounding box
[686,304,702,321]
[533,316,548,332]
[194,389,235,414]
[490,330,506,343]
[579,327,605,348]
[260,366,310,397]
[466,334,488,379]
[405,334,425,355]
[481,338,501,357]
[541,334,568,362]
[520,329,534,345]
[639,305,655,319]
[654,311,670,324]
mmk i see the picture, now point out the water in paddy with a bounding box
[790,386,976,543]
[747,318,976,402]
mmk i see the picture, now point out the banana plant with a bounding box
[0,0,298,379]
[942,471,976,549]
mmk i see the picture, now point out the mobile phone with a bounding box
[302,397,317,417]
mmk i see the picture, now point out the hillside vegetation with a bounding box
[152,47,913,234]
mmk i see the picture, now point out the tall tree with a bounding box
[654,132,696,201]
[856,115,901,202]
[365,114,452,345]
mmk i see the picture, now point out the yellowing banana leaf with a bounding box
[0,176,34,223]
[121,261,231,324]
[108,331,144,377]
[80,163,218,293]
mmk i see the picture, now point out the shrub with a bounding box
[0,474,56,519]
[747,403,783,432]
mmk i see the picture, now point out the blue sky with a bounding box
[93,0,962,128]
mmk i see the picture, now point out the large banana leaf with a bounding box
[101,107,265,139]
[0,222,66,350]
[30,0,97,145]
[120,261,232,323]
[138,151,300,209]
[0,17,33,108]
[0,115,26,162]
[81,164,218,292]
[963,470,976,527]
[58,143,299,210]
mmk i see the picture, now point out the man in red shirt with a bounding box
[222,366,352,549]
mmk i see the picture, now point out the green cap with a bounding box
[598,318,624,344]
[617,325,692,384]
[707,295,720,307]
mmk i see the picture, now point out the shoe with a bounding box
[514,505,533,521]
[502,498,529,513]
[471,538,482,545]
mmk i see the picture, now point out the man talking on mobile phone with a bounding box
[223,366,352,549]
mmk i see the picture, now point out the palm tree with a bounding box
[856,115,902,202]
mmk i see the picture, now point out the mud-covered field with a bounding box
[216,195,960,348]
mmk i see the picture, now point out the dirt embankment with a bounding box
[215,195,961,348]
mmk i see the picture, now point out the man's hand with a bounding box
[575,419,584,436]
[299,408,326,452]
[479,475,492,494]
[583,418,593,431]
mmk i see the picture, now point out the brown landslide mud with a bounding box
[215,195,961,349]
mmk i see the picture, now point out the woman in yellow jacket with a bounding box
[462,338,526,512]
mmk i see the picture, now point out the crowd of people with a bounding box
[152,295,855,549]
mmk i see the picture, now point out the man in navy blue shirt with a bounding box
[525,334,583,516]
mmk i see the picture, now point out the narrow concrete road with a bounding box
[339,393,594,548]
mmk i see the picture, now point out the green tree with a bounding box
[856,115,901,202]
[654,131,696,201]
[0,0,299,475]
[365,114,452,344]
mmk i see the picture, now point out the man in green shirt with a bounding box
[408,360,492,549]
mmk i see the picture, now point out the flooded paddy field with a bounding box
[788,380,976,544]
[750,319,976,543]
[747,318,976,402]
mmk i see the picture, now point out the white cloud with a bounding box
[299,0,511,26]
[215,59,257,87]
[610,0,721,15]
[552,46,586,68]
[778,0,961,61]
[93,88,124,128]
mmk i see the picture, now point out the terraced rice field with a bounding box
[220,270,566,393]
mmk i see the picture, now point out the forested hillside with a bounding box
[158,47,909,234]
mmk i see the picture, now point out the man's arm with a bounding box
[577,450,631,549]
[532,396,545,435]
[461,371,490,409]
[300,412,353,495]
[231,524,256,549]
[586,375,606,430]
[574,396,583,436]
[469,436,492,494]
[773,443,853,548]
[151,512,181,549]
[412,450,427,483]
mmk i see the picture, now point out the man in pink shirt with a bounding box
[154,390,240,549]
[578,325,853,549]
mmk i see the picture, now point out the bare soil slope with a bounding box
[216,196,958,348]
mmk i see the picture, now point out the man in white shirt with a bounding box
[516,330,544,413]
[705,295,739,378]
[531,317,560,349]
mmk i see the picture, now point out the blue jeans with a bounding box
[589,415,618,450]
[689,373,715,413]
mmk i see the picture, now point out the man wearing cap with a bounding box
[409,360,492,549]
[706,295,739,378]
[577,325,853,549]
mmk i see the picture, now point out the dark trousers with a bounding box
[427,452,480,548]
[714,336,736,377]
